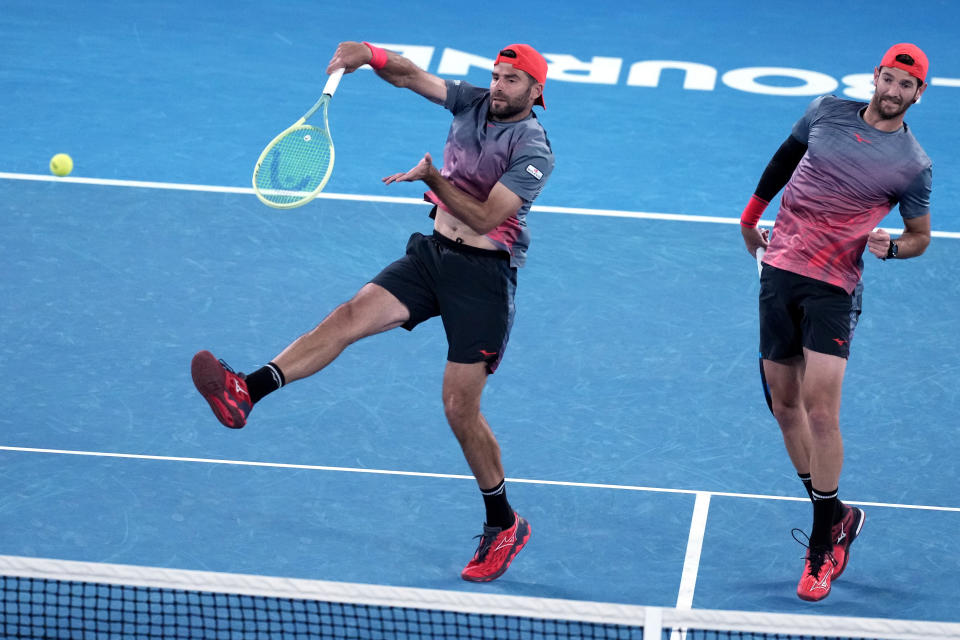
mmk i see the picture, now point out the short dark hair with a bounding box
[895,53,915,66]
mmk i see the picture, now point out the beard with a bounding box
[870,92,911,120]
[488,93,527,121]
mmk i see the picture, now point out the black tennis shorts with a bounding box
[759,263,863,360]
[371,231,517,374]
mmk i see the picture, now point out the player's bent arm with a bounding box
[327,41,447,105]
[893,213,931,259]
[740,135,807,231]
[375,53,447,105]
[755,135,807,201]
[424,174,522,235]
[867,214,931,260]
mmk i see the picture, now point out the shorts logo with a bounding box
[525,164,543,180]
[479,349,498,358]
[833,338,848,346]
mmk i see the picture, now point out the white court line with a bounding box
[676,492,710,609]
[0,171,423,205]
[1,445,958,513]
[3,171,960,238]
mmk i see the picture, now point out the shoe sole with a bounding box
[461,518,532,583]
[833,507,865,579]
[797,586,831,602]
[191,350,245,429]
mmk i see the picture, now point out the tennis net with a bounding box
[1,554,957,639]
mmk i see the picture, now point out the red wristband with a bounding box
[740,194,769,228]
[363,42,388,71]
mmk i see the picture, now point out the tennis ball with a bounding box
[50,153,73,177]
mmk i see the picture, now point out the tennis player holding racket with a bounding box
[740,43,932,602]
[192,41,554,582]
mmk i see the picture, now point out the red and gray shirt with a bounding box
[765,95,931,293]
[425,79,555,268]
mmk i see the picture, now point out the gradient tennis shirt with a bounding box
[764,95,931,293]
[424,79,555,268]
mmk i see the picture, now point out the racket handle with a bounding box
[323,68,345,97]
[755,247,765,277]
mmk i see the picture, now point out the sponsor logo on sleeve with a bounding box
[525,164,543,180]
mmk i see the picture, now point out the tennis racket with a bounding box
[252,67,345,209]
[756,247,774,414]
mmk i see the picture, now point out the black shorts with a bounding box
[371,231,517,373]
[759,264,863,360]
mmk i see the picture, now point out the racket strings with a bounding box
[254,124,333,205]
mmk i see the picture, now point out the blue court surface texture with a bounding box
[2,0,959,626]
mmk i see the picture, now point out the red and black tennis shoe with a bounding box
[796,544,838,602]
[797,545,838,602]
[793,529,839,602]
[191,350,252,429]
[461,513,531,582]
[831,504,865,579]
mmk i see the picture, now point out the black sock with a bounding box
[800,474,846,524]
[798,473,814,501]
[480,480,514,530]
[244,362,286,404]
[811,486,838,548]
[833,498,847,524]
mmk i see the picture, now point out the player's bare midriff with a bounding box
[433,208,500,250]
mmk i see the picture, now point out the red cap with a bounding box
[495,44,548,108]
[879,43,928,83]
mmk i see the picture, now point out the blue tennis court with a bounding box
[2,0,959,630]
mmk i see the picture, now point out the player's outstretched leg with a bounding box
[191,350,252,429]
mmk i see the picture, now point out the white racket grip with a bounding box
[756,247,765,277]
[323,68,345,97]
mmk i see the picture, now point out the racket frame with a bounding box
[252,68,345,209]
